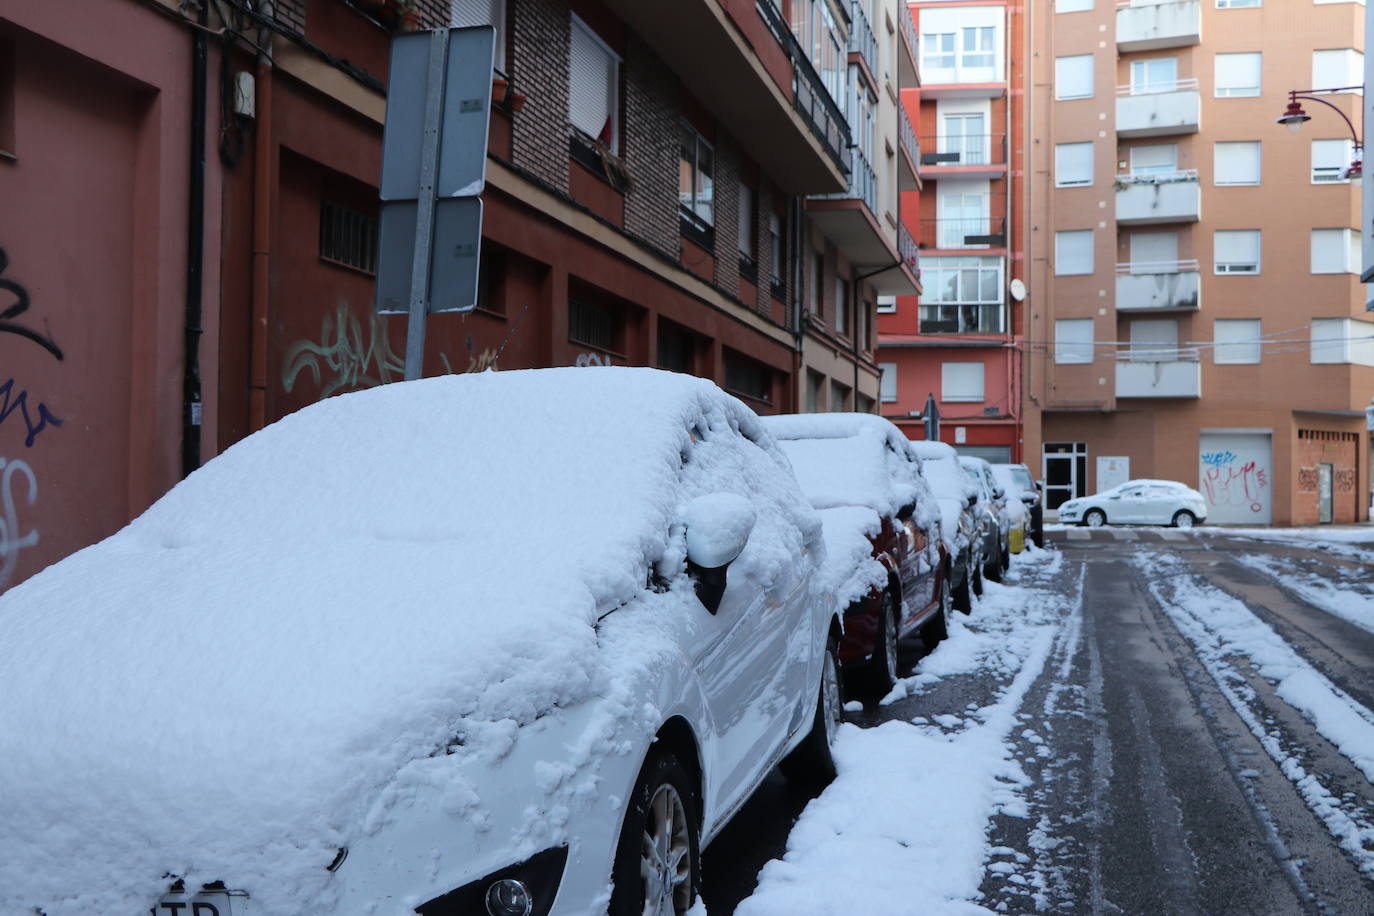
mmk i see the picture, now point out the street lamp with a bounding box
[1275,87,1364,178]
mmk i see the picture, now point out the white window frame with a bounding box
[1312,49,1364,92]
[1312,138,1357,184]
[1214,229,1261,275]
[941,362,985,402]
[1311,228,1361,274]
[835,275,850,336]
[1129,144,1178,176]
[879,362,898,401]
[679,123,715,228]
[1213,319,1261,364]
[1130,57,1178,94]
[1214,52,1261,98]
[1214,141,1261,186]
[1217,0,1260,7]
[1055,54,1094,100]
[1056,0,1093,11]
[1055,319,1095,364]
[1055,141,1094,187]
[876,294,897,314]
[1055,229,1094,275]
[568,15,621,149]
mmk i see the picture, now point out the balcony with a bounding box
[919,133,1007,179]
[919,303,1006,335]
[596,0,847,194]
[808,148,915,294]
[1115,260,1201,311]
[1116,170,1200,225]
[899,107,920,190]
[1116,0,1201,53]
[1116,80,1200,137]
[917,216,1008,251]
[1116,355,1201,397]
[848,0,878,87]
[897,1,919,88]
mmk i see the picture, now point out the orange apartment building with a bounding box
[878,0,1029,463]
[1023,0,1371,525]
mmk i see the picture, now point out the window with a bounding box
[835,276,849,336]
[1214,319,1261,364]
[1130,57,1178,94]
[922,32,956,71]
[806,369,824,411]
[452,0,507,69]
[1312,138,1357,183]
[738,181,756,262]
[319,200,378,274]
[768,210,785,293]
[1311,318,1374,365]
[1217,0,1260,7]
[1055,142,1093,187]
[1215,53,1261,97]
[1214,141,1260,185]
[1055,230,1094,275]
[961,27,995,69]
[568,296,621,353]
[879,362,898,401]
[919,255,1004,334]
[569,16,620,147]
[1214,229,1260,274]
[858,300,871,352]
[1129,231,1178,268]
[937,190,991,248]
[1129,319,1179,361]
[1129,144,1177,176]
[942,112,988,165]
[679,124,715,239]
[1311,228,1361,274]
[1055,55,1093,100]
[657,320,697,374]
[1056,0,1093,11]
[829,380,851,412]
[1313,50,1364,92]
[942,362,985,402]
[724,349,774,404]
[1055,319,1094,364]
[877,294,897,314]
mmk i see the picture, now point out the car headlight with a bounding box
[416,846,568,916]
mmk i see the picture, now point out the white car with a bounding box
[1057,478,1208,528]
[0,368,840,916]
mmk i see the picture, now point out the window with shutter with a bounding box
[452,0,506,70]
[1311,138,1356,183]
[1312,49,1363,92]
[941,362,985,402]
[1311,228,1359,274]
[568,16,619,149]
[1213,319,1261,364]
[1055,230,1093,275]
[879,363,898,402]
[1214,141,1260,185]
[1213,230,1260,274]
[1055,319,1094,364]
[1215,53,1261,97]
[1055,142,1093,187]
[1129,144,1177,176]
[1055,55,1093,99]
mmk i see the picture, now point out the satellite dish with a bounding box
[1009,278,1026,301]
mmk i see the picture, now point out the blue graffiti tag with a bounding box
[0,379,63,447]
[1200,450,1236,469]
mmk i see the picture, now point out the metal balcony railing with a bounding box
[919,133,1007,167]
[899,221,919,275]
[817,146,877,212]
[899,107,920,169]
[1115,258,1200,275]
[897,1,918,74]
[917,216,1008,249]
[756,0,852,175]
[848,0,878,79]
[1114,168,1198,186]
[1116,77,1200,97]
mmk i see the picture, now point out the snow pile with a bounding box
[0,368,819,916]
[1234,553,1374,637]
[737,550,1070,915]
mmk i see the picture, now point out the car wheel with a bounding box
[609,752,700,916]
[780,633,842,787]
[924,573,952,644]
[862,592,899,700]
[971,556,984,597]
[1172,510,1196,529]
[984,545,1003,584]
[1083,509,1106,528]
[952,562,973,614]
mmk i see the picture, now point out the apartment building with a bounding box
[877,0,1028,462]
[1024,0,1370,525]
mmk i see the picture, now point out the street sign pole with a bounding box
[923,392,941,442]
[404,29,448,381]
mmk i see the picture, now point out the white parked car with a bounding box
[1057,478,1208,528]
[0,368,841,916]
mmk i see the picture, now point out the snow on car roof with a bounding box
[764,413,927,517]
[910,441,975,501]
[0,367,817,916]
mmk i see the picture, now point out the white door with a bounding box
[938,192,988,248]
[1198,432,1273,524]
[942,112,987,165]
[1130,319,1179,361]
[1129,144,1178,176]
[1129,232,1178,273]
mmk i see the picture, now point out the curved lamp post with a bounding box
[1275,87,1364,178]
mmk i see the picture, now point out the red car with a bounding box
[764,413,952,700]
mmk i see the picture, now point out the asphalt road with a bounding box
[701,528,1374,915]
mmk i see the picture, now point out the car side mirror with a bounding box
[966,494,977,508]
[683,493,757,614]
[896,501,916,522]
[1109,494,1121,500]
[993,487,1005,501]
[1020,493,1037,505]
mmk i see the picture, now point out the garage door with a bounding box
[955,445,1013,463]
[1198,432,1272,525]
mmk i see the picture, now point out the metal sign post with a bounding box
[376,26,496,380]
[923,392,941,442]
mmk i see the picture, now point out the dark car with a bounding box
[911,440,983,609]
[765,413,951,700]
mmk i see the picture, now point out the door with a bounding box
[1130,232,1178,273]
[1130,57,1178,94]
[1044,442,1087,511]
[1198,432,1273,524]
[942,112,987,165]
[939,192,988,248]
[1130,319,1179,362]
[1319,463,1334,524]
[1129,144,1178,177]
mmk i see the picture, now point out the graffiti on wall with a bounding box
[0,378,63,448]
[1336,469,1357,493]
[0,248,64,362]
[0,457,38,590]
[1297,467,1319,493]
[1200,450,1269,514]
[574,352,613,367]
[282,303,406,397]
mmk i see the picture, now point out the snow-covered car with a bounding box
[1058,478,1208,528]
[763,413,951,700]
[994,462,1043,548]
[910,440,982,608]
[0,368,843,916]
[989,464,1033,554]
[959,455,1011,581]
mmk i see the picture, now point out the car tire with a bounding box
[1172,510,1196,529]
[971,556,984,598]
[1083,509,1106,528]
[862,592,899,700]
[952,561,973,614]
[609,752,700,916]
[985,546,1003,584]
[780,633,842,788]
[924,573,953,644]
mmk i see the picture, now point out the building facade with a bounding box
[1023,0,1370,525]
[877,0,1028,463]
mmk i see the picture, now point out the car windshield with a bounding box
[921,455,968,496]
[1010,467,1034,490]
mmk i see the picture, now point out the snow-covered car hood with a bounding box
[0,368,818,916]
[815,505,888,608]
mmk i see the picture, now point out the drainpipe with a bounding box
[248,5,274,433]
[792,195,805,412]
[182,1,208,477]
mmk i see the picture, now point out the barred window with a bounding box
[569,297,618,353]
[319,200,378,274]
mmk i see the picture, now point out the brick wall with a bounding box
[1295,430,1359,524]
[509,0,571,193]
[622,34,680,259]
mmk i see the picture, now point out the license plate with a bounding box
[149,891,241,916]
